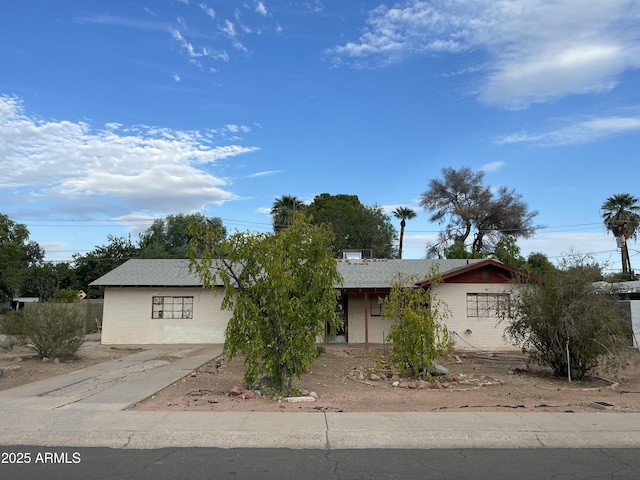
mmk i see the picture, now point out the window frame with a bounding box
[369,295,382,316]
[152,296,194,319]
[466,293,510,318]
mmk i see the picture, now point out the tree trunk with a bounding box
[472,231,484,253]
[398,220,406,259]
[622,242,630,273]
[279,363,290,395]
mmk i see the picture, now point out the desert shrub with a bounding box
[382,272,452,379]
[3,303,85,358]
[505,259,632,380]
[0,310,28,336]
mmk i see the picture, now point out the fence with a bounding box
[22,299,104,334]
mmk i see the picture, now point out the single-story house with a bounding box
[11,296,40,310]
[90,258,529,350]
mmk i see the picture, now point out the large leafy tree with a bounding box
[392,207,417,259]
[601,193,640,275]
[420,167,538,257]
[505,256,631,380]
[22,263,60,302]
[0,213,45,302]
[138,213,226,258]
[307,193,397,258]
[72,235,139,297]
[188,215,342,395]
[271,195,306,233]
[492,235,526,269]
[523,252,556,277]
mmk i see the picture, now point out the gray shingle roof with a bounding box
[336,258,486,289]
[90,259,203,287]
[90,258,488,289]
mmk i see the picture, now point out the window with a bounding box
[152,296,193,319]
[369,296,382,316]
[466,293,510,318]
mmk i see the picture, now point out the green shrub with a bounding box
[505,260,632,380]
[382,272,452,379]
[0,310,28,336]
[2,303,85,359]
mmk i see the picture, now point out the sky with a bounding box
[1,0,640,274]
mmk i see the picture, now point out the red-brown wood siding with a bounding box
[444,266,513,284]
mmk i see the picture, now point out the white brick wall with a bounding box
[101,286,229,344]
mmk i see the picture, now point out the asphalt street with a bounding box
[2,447,640,480]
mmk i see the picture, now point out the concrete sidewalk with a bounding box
[1,345,640,450]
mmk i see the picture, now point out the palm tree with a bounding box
[602,193,640,274]
[271,195,305,233]
[392,206,417,259]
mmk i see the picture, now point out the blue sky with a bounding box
[1,1,640,273]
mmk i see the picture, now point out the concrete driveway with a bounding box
[1,343,640,450]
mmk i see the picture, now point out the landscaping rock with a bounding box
[286,396,316,403]
[433,364,450,376]
[228,385,245,396]
[228,385,256,399]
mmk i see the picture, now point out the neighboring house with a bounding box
[11,297,40,310]
[90,258,528,350]
[596,280,640,349]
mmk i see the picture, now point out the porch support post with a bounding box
[363,292,369,352]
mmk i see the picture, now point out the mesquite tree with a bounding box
[187,215,342,395]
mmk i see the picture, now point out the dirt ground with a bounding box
[3,336,640,413]
[131,345,640,414]
[0,336,140,391]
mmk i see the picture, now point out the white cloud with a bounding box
[172,73,181,82]
[257,207,271,215]
[247,170,284,178]
[199,3,216,20]
[0,95,260,215]
[171,28,207,58]
[225,124,251,134]
[480,161,505,173]
[329,0,640,108]
[255,2,268,16]
[221,20,237,38]
[300,0,324,15]
[497,113,640,146]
